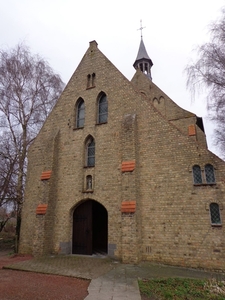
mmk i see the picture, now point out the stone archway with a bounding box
[72,200,108,255]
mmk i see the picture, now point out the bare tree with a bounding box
[0,44,64,237]
[185,7,225,157]
[0,207,14,233]
[0,134,17,206]
[0,132,19,233]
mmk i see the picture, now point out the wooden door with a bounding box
[92,201,108,253]
[72,201,92,255]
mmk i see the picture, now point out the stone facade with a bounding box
[19,40,225,270]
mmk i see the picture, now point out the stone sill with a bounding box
[83,166,95,169]
[86,86,96,90]
[211,224,222,228]
[193,183,216,187]
[73,126,84,130]
[95,122,108,126]
[82,190,93,193]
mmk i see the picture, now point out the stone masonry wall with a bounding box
[135,92,225,270]
[19,41,225,271]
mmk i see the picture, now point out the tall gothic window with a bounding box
[86,137,95,167]
[192,165,202,184]
[76,98,85,128]
[98,93,108,124]
[205,164,215,184]
[210,203,221,225]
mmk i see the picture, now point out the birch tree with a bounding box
[186,7,225,157]
[0,44,64,237]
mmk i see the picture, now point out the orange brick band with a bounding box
[188,124,196,136]
[36,204,48,215]
[121,160,135,172]
[40,170,52,180]
[121,201,136,213]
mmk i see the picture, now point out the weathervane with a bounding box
[137,19,146,38]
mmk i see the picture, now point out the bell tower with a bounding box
[133,21,153,80]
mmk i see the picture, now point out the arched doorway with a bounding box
[72,200,108,255]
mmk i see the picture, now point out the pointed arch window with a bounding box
[98,93,108,124]
[205,164,215,184]
[192,165,202,184]
[76,98,85,128]
[86,137,95,167]
[210,203,221,225]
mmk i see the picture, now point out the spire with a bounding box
[134,38,152,62]
[133,21,153,80]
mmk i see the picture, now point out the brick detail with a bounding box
[36,204,48,215]
[121,160,135,172]
[121,201,136,213]
[40,170,52,180]
[188,124,196,136]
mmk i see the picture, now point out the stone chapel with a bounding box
[19,39,225,271]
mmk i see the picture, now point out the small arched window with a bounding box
[87,74,91,88]
[86,137,95,167]
[98,94,108,124]
[192,165,202,184]
[210,203,221,225]
[92,73,96,87]
[205,164,215,183]
[76,99,85,128]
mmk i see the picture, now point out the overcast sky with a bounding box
[1,0,224,157]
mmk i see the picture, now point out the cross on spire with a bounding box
[137,20,146,39]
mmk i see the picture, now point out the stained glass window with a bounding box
[98,94,108,123]
[192,165,202,184]
[87,138,95,167]
[210,203,221,225]
[76,99,85,128]
[205,164,215,184]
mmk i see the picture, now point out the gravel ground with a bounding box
[0,251,90,300]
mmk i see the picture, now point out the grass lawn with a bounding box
[139,277,225,300]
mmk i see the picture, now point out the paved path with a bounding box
[4,255,225,300]
[85,263,141,300]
